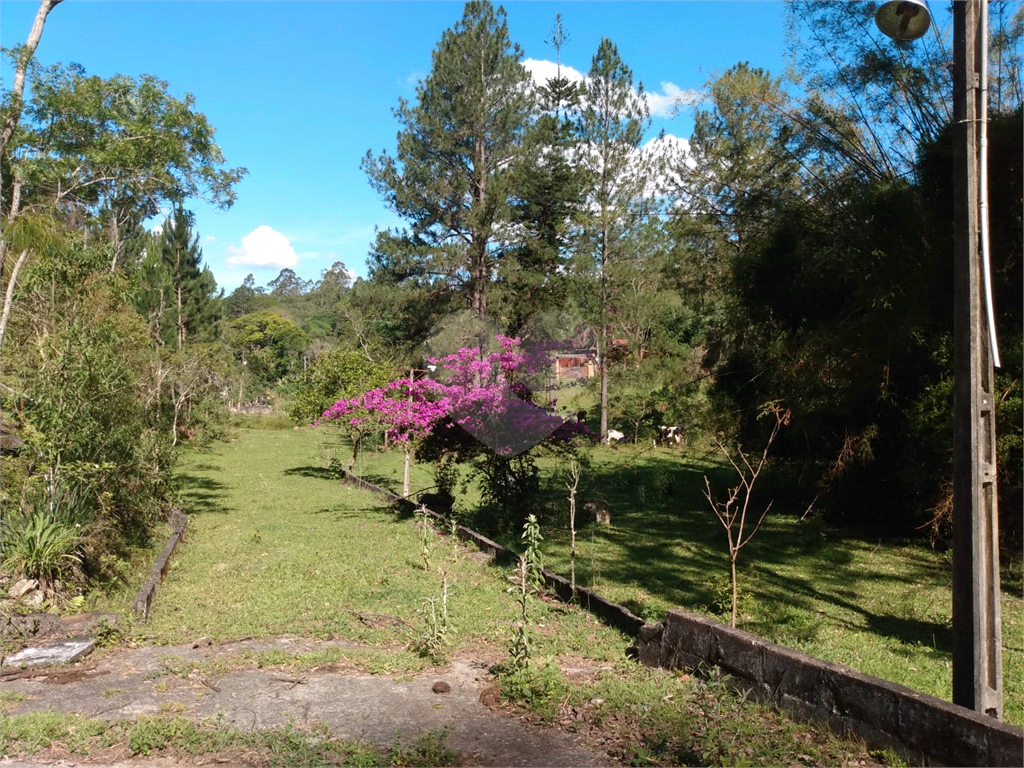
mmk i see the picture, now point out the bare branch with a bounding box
[0,0,65,157]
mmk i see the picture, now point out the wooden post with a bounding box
[951,0,1002,720]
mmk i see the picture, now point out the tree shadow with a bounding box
[174,472,231,514]
[528,451,962,653]
[284,465,340,481]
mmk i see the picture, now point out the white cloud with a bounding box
[522,58,585,87]
[205,234,217,242]
[225,225,299,269]
[524,59,699,121]
[646,82,701,118]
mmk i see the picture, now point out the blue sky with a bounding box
[1,1,791,293]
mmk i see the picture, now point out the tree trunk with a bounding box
[730,553,738,628]
[0,0,64,157]
[176,247,185,350]
[599,226,610,442]
[0,249,29,351]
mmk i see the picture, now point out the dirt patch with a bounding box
[43,665,110,685]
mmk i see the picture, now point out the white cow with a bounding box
[605,429,625,445]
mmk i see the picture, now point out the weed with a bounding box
[499,663,568,722]
[521,514,544,591]
[0,691,29,715]
[872,747,911,766]
[505,558,533,672]
[417,505,433,571]
[412,569,453,665]
[91,619,123,648]
[390,726,457,767]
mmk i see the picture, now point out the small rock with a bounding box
[192,636,212,648]
[9,579,38,600]
[21,590,45,609]
[589,697,604,706]
[432,680,451,694]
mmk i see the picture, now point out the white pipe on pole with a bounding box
[979,0,1002,368]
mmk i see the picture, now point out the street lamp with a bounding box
[876,0,1003,719]
[875,0,932,41]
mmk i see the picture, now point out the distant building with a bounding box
[554,354,597,382]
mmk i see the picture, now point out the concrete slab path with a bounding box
[1,636,616,767]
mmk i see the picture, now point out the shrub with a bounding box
[1,510,82,592]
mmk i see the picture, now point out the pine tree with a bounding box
[136,207,219,349]
[500,14,585,330]
[361,0,533,321]
[575,38,657,441]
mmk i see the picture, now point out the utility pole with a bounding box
[951,0,1002,720]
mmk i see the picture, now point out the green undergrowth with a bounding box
[498,661,894,767]
[0,711,457,767]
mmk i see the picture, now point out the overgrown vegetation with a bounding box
[0,712,458,767]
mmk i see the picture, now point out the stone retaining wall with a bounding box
[639,610,1023,767]
[131,508,188,620]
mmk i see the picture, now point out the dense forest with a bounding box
[1,0,1021,602]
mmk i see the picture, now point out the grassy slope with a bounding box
[143,423,1021,728]
[143,424,626,664]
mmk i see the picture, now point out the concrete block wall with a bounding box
[639,610,1024,767]
[131,508,188,620]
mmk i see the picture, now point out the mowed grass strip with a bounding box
[143,424,628,663]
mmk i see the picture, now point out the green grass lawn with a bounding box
[323,434,1022,727]
[529,445,1023,727]
[143,424,627,666]
[106,420,1023,764]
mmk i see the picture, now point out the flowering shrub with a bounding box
[317,336,591,503]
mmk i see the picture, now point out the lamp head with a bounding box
[875,0,931,41]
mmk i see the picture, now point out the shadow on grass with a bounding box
[284,465,341,482]
[517,451,962,653]
[174,472,231,515]
[313,506,390,520]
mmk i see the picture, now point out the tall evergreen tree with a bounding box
[499,14,585,331]
[575,38,658,441]
[361,0,533,321]
[136,207,219,349]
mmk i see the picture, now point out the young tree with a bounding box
[361,0,533,320]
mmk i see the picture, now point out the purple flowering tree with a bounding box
[318,335,591,511]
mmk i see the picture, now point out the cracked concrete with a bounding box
[1,636,615,767]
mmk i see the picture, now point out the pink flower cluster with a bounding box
[319,378,450,444]
[318,335,590,456]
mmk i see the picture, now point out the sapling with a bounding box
[417,505,432,571]
[521,514,544,591]
[566,460,582,596]
[702,403,789,628]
